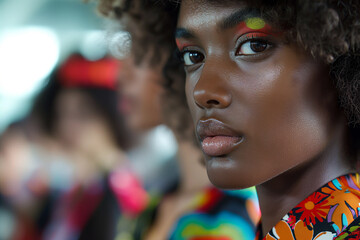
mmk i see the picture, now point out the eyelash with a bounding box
[235,32,274,56]
[178,47,204,68]
[178,32,275,67]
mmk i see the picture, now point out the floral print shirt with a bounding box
[255,173,360,240]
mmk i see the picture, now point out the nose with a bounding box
[193,65,231,109]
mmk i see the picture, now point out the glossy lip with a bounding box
[196,118,244,157]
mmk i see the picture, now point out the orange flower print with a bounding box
[295,192,330,226]
[265,219,313,240]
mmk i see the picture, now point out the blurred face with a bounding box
[176,0,339,189]
[55,89,113,153]
[118,56,164,132]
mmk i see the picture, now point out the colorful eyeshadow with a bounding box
[245,17,266,30]
[237,17,275,36]
[176,39,192,51]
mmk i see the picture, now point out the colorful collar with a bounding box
[255,173,360,240]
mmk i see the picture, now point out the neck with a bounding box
[256,124,355,235]
[177,140,210,194]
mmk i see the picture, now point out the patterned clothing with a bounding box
[255,173,360,240]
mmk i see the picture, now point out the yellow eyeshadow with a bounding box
[245,17,266,30]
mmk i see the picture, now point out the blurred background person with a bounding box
[0,121,46,240]
[0,3,103,238]
[0,52,144,240]
[0,1,154,239]
[117,53,179,194]
[34,53,135,240]
[0,1,116,238]
[97,1,261,240]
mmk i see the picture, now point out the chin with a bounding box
[206,158,257,190]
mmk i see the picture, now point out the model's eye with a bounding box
[182,51,204,66]
[237,40,269,55]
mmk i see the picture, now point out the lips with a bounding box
[197,119,243,157]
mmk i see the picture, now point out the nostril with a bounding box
[193,85,231,109]
[207,99,220,105]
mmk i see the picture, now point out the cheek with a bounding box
[244,56,331,171]
[251,104,329,166]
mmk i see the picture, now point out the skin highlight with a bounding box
[176,0,354,234]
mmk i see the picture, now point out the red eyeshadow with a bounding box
[176,39,192,51]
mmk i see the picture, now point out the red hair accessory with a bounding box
[58,54,120,90]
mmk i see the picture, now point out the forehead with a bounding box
[179,1,238,22]
[178,0,261,32]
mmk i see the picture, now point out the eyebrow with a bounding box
[175,7,261,40]
[175,28,195,39]
[220,8,261,30]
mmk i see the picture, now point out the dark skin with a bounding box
[176,0,355,235]
[118,56,164,132]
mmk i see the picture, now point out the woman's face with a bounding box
[55,89,113,154]
[176,0,339,189]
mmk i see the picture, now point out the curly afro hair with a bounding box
[97,0,360,155]
[98,0,179,67]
